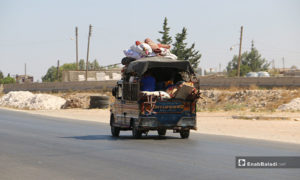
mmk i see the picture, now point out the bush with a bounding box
[0,71,3,79]
[2,77,16,84]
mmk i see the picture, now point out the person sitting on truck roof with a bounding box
[140,71,156,92]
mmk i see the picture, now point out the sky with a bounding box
[0,0,299,81]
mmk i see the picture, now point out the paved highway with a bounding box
[0,109,300,180]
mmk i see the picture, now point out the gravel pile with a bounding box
[0,91,66,110]
[63,94,91,109]
[59,93,111,109]
[198,89,300,111]
[277,98,300,111]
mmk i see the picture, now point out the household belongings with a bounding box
[166,82,198,100]
[140,73,156,92]
[123,38,177,60]
[140,81,198,101]
[174,82,196,100]
[140,91,171,100]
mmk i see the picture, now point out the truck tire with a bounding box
[110,115,120,137]
[180,129,190,139]
[91,96,110,100]
[132,126,142,139]
[111,126,120,137]
[90,96,109,109]
[157,129,167,136]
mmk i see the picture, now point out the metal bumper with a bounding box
[138,116,197,130]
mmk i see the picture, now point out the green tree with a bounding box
[2,76,16,84]
[172,28,187,58]
[171,27,202,68]
[0,73,16,84]
[61,63,76,71]
[42,59,102,82]
[157,17,172,45]
[0,70,3,79]
[42,63,77,82]
[79,59,85,70]
[79,59,101,70]
[91,59,101,70]
[182,43,202,69]
[42,66,58,82]
[226,42,270,77]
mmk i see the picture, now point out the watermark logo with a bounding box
[236,156,300,168]
[238,159,246,167]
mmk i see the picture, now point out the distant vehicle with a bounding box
[110,57,200,139]
[246,72,258,77]
[258,71,270,77]
[246,71,270,77]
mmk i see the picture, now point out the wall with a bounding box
[3,81,117,93]
[62,70,121,82]
[199,77,300,88]
[3,77,300,93]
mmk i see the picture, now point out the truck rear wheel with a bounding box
[180,129,190,139]
[90,96,109,109]
[132,127,142,139]
[110,115,120,137]
[111,126,120,137]
[157,129,167,136]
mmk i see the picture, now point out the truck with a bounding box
[110,57,200,139]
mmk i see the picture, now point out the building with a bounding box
[15,75,34,84]
[62,69,122,82]
[284,70,300,77]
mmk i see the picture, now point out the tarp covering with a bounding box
[125,57,194,76]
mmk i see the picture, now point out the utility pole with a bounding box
[24,63,27,76]
[75,27,79,70]
[237,26,243,77]
[86,24,92,81]
[57,59,60,81]
[282,57,285,72]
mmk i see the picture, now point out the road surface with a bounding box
[0,109,300,180]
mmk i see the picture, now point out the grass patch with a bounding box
[224,103,246,111]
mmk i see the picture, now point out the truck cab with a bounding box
[110,57,200,139]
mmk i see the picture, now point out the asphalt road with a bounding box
[0,109,300,180]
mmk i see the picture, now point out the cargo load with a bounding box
[123,38,177,60]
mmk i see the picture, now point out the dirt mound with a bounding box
[62,94,91,109]
[59,92,111,109]
[277,98,300,111]
[0,91,66,110]
[198,89,300,112]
